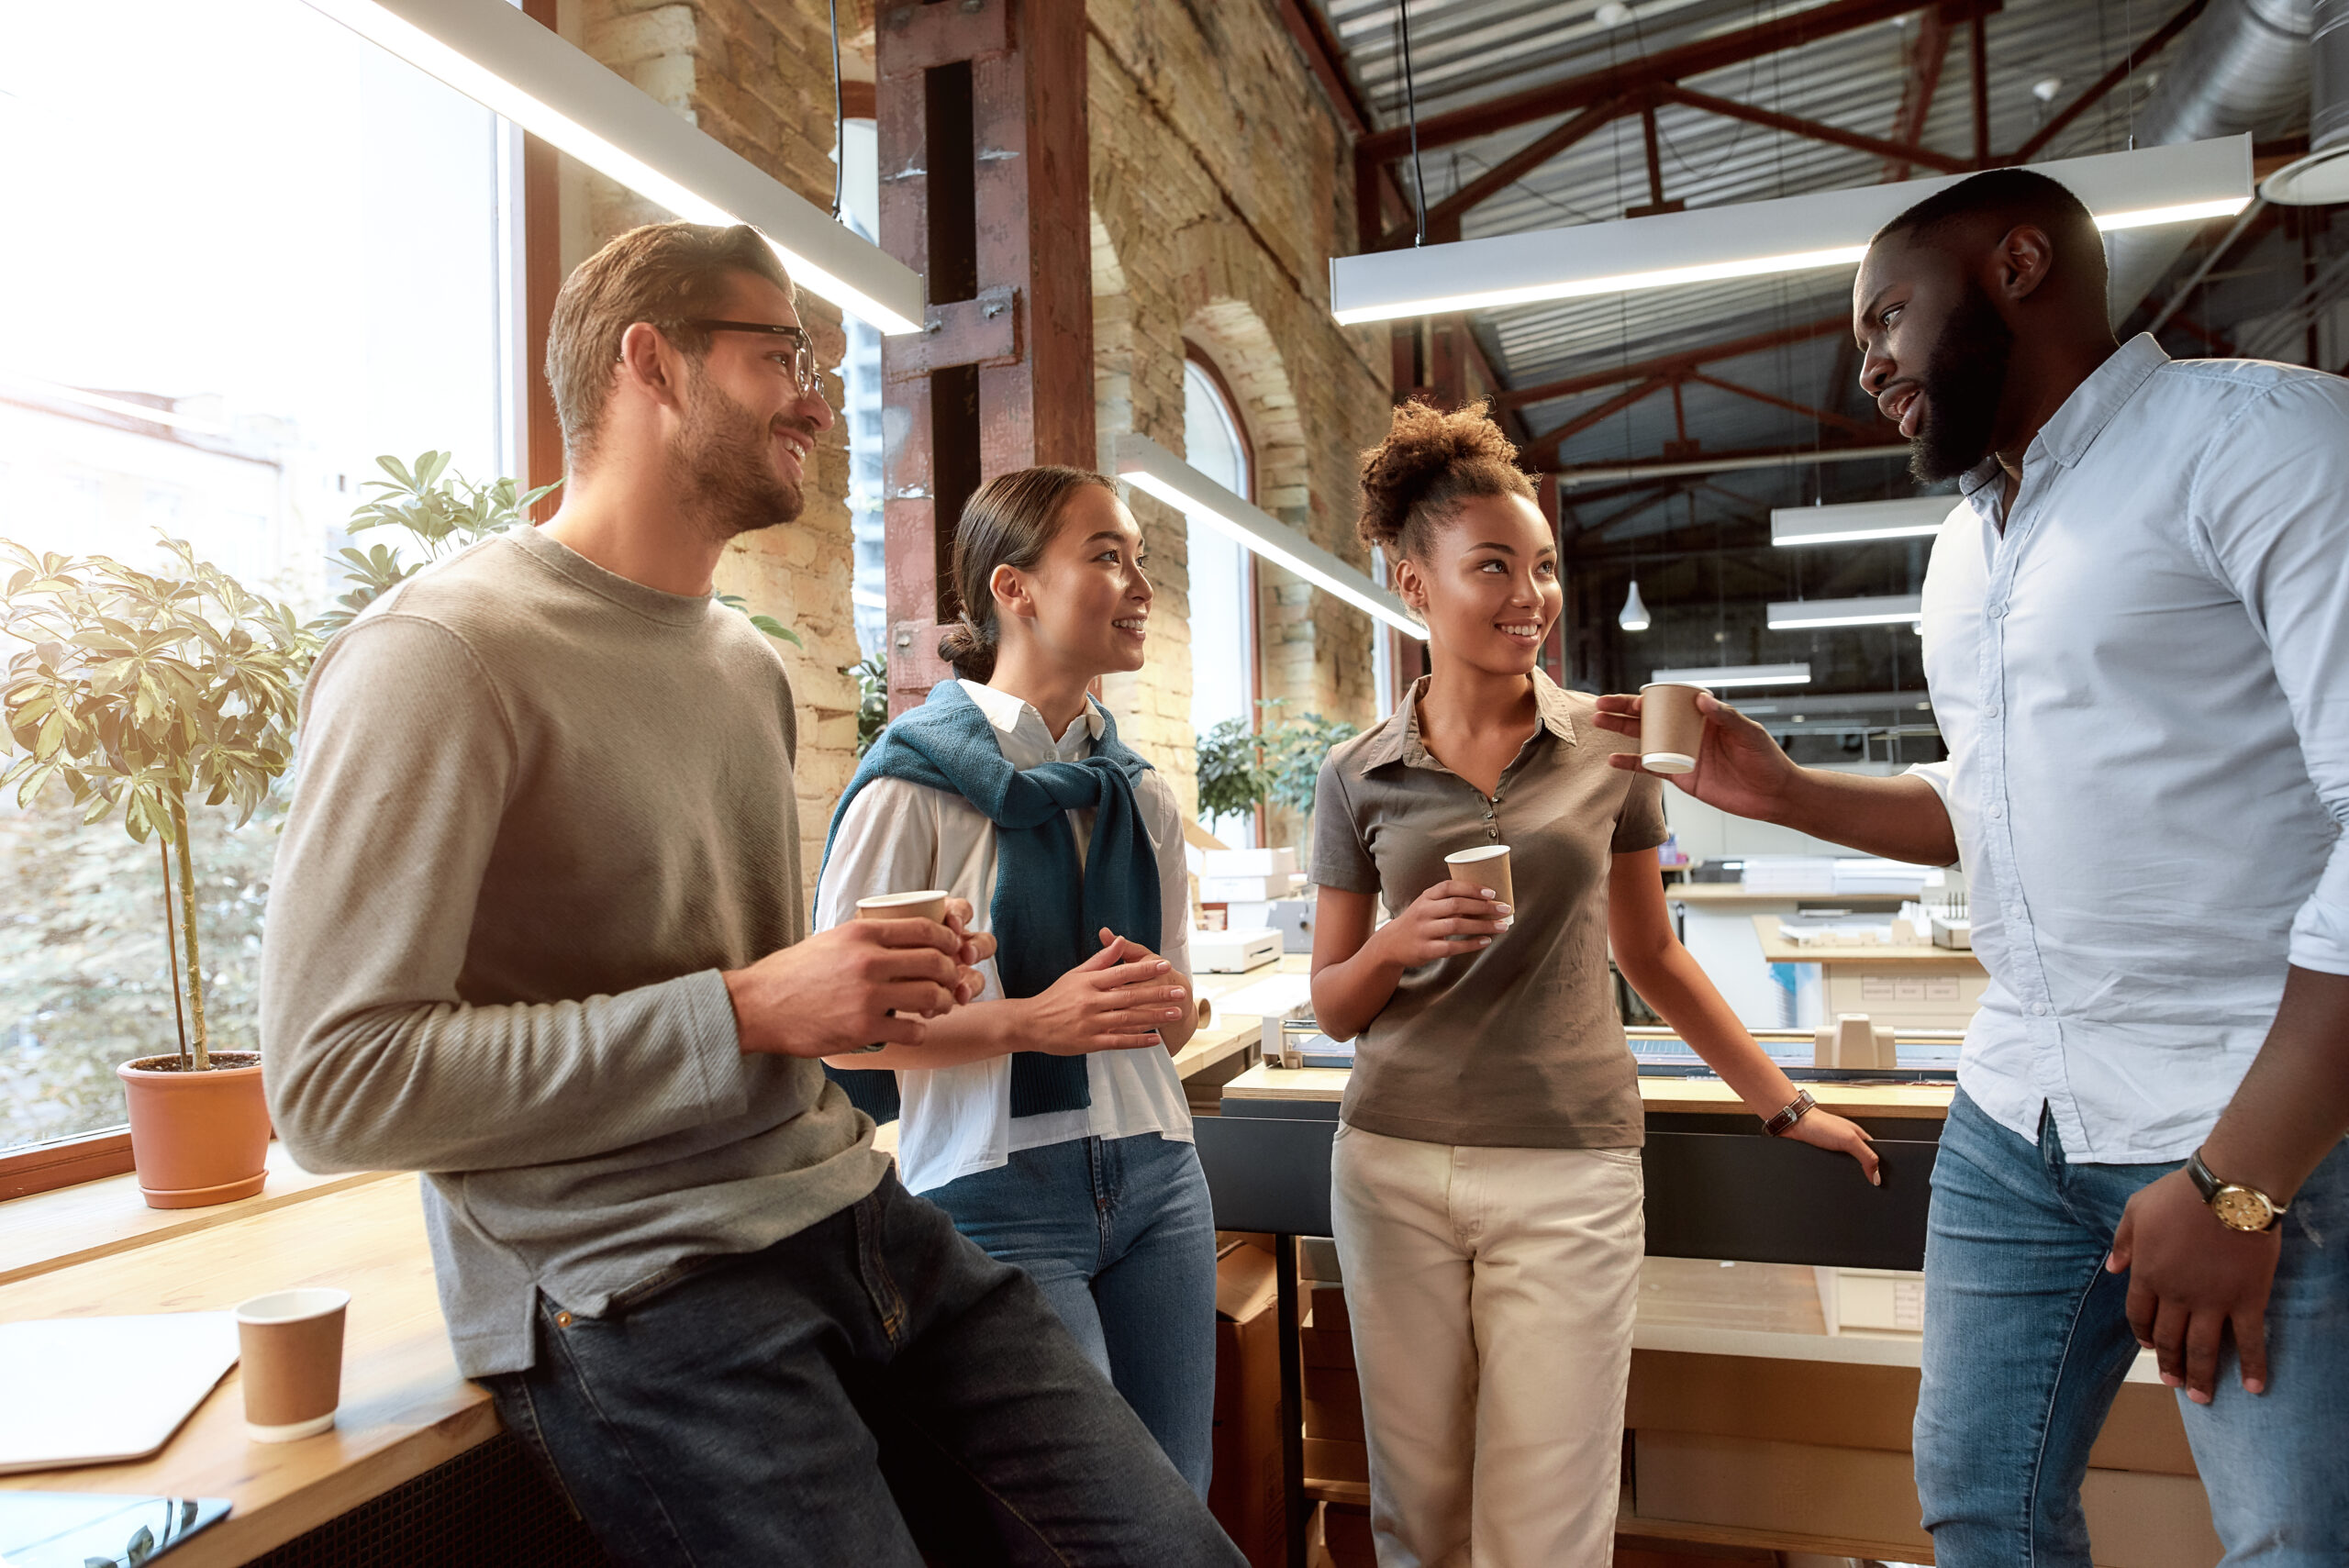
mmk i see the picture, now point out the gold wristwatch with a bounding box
[2185,1149,2288,1234]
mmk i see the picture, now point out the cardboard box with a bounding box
[1319,1502,1375,1568]
[1204,847,1298,880]
[1304,1437,1369,1485]
[1210,1240,1286,1568]
[1202,872,1308,903]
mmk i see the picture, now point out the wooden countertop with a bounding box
[1751,915,1983,968]
[1664,884,1915,906]
[1220,1062,1956,1121]
[0,1170,493,1568]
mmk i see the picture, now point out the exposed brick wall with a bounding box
[573,0,867,908]
[569,0,1392,874]
[1085,4,1395,843]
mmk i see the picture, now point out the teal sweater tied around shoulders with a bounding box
[820,680,1162,1125]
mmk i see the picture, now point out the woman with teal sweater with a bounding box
[814,467,1217,1495]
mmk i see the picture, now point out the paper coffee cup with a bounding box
[1443,844,1513,929]
[236,1287,348,1443]
[856,889,951,924]
[1638,682,1709,775]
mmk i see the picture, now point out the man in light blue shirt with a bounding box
[1598,169,2349,1564]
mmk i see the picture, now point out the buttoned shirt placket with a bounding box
[1965,451,2077,1153]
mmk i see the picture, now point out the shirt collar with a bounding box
[1358,669,1578,772]
[962,678,1104,761]
[1959,333,2169,501]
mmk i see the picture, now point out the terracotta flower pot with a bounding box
[117,1053,271,1209]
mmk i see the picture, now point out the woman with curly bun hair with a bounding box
[1308,401,1880,1564]
[813,467,1219,1496]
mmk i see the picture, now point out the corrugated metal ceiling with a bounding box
[1309,0,2176,476]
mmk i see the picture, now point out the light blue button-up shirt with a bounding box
[1909,335,2349,1162]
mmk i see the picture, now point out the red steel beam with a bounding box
[1655,83,1969,174]
[1687,370,1887,438]
[1376,95,1628,250]
[2007,0,2210,162]
[1357,0,1934,161]
[1498,312,1851,409]
[1882,7,1953,180]
[1969,11,1990,166]
[1520,375,1677,467]
[1542,435,1909,482]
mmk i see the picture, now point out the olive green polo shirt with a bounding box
[1311,671,1669,1149]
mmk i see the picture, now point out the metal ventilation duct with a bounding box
[2263,0,2349,200]
[2106,0,2313,321]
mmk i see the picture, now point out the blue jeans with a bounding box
[928,1132,1219,1497]
[1916,1088,2349,1565]
[482,1173,1241,1568]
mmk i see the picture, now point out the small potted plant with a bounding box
[1195,699,1360,842]
[1,537,318,1207]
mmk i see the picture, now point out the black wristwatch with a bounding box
[2185,1148,2288,1234]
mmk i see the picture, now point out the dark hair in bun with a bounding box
[936,465,1116,684]
[1357,398,1536,563]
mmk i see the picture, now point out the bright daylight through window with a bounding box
[0,0,509,1154]
[1182,359,1254,849]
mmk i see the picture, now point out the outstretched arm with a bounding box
[1591,692,1958,867]
[1609,850,1878,1184]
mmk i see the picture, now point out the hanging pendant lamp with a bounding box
[1619,580,1651,632]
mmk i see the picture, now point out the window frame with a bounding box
[1179,344,1266,847]
[0,8,555,1195]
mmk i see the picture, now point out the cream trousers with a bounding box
[1329,1121,1645,1568]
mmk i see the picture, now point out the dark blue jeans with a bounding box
[928,1133,1219,1497]
[482,1173,1243,1568]
[1917,1089,2349,1565]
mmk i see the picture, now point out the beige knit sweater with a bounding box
[261,525,886,1376]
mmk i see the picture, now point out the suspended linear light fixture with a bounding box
[1329,138,2252,326]
[1771,496,1960,547]
[1618,580,1651,631]
[1767,595,1925,629]
[301,0,925,334]
[1650,662,1812,689]
[1114,433,1426,640]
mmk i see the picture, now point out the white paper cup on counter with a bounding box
[236,1287,349,1443]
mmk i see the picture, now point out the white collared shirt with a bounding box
[1909,335,2349,1162]
[813,679,1195,1195]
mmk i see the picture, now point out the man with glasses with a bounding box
[262,221,1244,1567]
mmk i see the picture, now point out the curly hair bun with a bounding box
[1357,398,1534,561]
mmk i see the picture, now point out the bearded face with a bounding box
[1908,276,2015,484]
[670,358,806,541]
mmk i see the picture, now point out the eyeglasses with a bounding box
[685,319,820,397]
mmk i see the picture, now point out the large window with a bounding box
[1183,356,1256,848]
[0,0,509,1156]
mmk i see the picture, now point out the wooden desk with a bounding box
[1221,1062,1958,1123]
[0,1171,494,1568]
[1753,915,1987,1030]
[1666,884,1914,907]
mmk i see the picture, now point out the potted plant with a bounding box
[1,537,318,1208]
[1195,699,1360,842]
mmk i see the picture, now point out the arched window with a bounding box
[1183,353,1257,848]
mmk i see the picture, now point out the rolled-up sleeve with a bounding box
[2190,378,2349,975]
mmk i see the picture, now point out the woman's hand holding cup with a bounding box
[1369,878,1510,970]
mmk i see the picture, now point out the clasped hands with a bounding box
[726,908,1186,1060]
